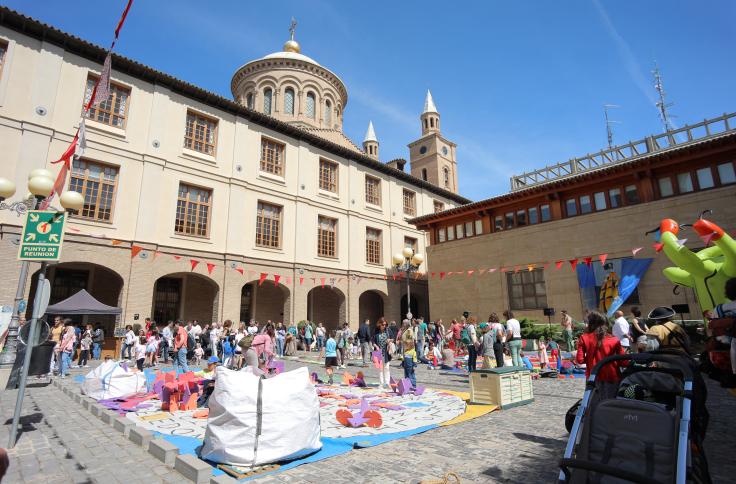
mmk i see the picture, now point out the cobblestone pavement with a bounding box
[2,353,734,483]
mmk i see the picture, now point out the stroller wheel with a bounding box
[565,399,582,433]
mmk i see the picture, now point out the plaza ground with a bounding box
[1,353,735,483]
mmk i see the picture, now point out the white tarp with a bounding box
[81,360,145,400]
[200,366,321,466]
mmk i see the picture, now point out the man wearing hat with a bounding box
[645,306,691,353]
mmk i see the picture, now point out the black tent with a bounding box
[45,289,122,315]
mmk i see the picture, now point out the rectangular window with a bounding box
[609,188,621,208]
[516,209,527,227]
[84,75,130,129]
[260,138,285,176]
[594,192,607,211]
[184,111,218,156]
[494,216,504,232]
[447,225,455,241]
[474,219,483,235]
[437,227,446,243]
[696,167,714,189]
[580,195,592,214]
[465,221,474,237]
[507,269,547,310]
[505,212,514,229]
[625,184,640,204]
[658,177,674,197]
[69,159,118,222]
[677,172,694,193]
[255,201,282,248]
[528,207,538,225]
[540,204,551,222]
[434,201,445,213]
[403,189,416,216]
[456,223,464,239]
[566,199,577,217]
[365,175,381,206]
[319,159,338,193]
[718,162,736,185]
[317,216,337,258]
[365,228,382,264]
[404,236,418,252]
[175,183,212,237]
[0,41,7,80]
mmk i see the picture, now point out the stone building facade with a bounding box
[0,8,470,343]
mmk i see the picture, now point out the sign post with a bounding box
[17,210,66,261]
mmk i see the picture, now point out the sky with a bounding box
[4,0,734,201]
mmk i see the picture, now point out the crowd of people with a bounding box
[47,316,106,378]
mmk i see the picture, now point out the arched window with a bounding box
[306,92,316,119]
[325,100,332,126]
[246,93,254,109]
[263,88,272,115]
[424,119,428,129]
[430,117,435,128]
[443,167,450,188]
[421,168,428,181]
[284,88,295,115]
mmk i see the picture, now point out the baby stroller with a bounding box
[559,350,710,484]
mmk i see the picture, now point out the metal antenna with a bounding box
[603,104,620,151]
[653,62,675,132]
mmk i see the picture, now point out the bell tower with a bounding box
[363,121,379,159]
[409,90,458,193]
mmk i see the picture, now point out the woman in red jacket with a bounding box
[576,311,626,399]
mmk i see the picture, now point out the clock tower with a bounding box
[408,90,458,193]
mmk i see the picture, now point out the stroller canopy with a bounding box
[45,289,122,315]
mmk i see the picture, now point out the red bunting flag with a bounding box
[299,276,304,285]
[154,250,162,259]
[632,247,643,256]
[439,272,446,280]
[569,259,578,271]
[274,274,281,285]
[206,263,216,275]
[598,254,608,266]
[320,277,326,288]
[467,270,475,276]
[652,242,664,253]
[583,257,593,267]
[173,255,182,261]
[235,267,244,275]
[111,239,123,246]
[130,245,143,258]
[259,273,268,285]
[51,163,69,199]
[500,267,507,272]
[392,274,397,281]
[555,260,564,270]
[190,259,200,271]
[51,132,79,170]
[431,272,436,278]
[489,268,497,273]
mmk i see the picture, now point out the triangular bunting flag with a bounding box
[500,267,507,273]
[598,254,608,266]
[489,268,497,273]
[154,250,162,259]
[235,267,244,275]
[206,263,216,275]
[299,276,304,285]
[527,264,534,272]
[286,276,292,285]
[414,272,421,280]
[130,245,143,258]
[431,272,436,278]
[653,242,664,253]
[111,239,123,246]
[632,247,643,256]
[543,262,550,270]
[392,274,397,281]
[479,269,486,275]
[569,259,578,271]
[274,274,281,285]
[514,266,521,273]
[320,277,326,288]
[555,260,564,270]
[439,272,446,280]
[467,270,475,276]
[190,259,200,271]
[259,272,268,285]
[173,255,182,261]
[583,257,592,267]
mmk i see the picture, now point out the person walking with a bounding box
[465,317,479,372]
[416,318,427,360]
[304,322,314,352]
[161,321,173,363]
[121,325,135,360]
[358,319,373,368]
[560,309,575,351]
[576,311,625,399]
[612,310,631,352]
[372,318,392,389]
[504,310,523,367]
[92,324,104,360]
[173,321,189,373]
[57,322,76,378]
[275,322,286,357]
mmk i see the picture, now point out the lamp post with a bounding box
[7,184,83,447]
[392,247,424,320]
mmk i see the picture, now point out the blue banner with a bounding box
[606,258,654,317]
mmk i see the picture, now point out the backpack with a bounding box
[461,327,472,345]
[187,333,195,352]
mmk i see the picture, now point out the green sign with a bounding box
[18,210,67,261]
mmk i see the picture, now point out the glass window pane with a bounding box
[697,167,714,189]
[516,210,527,226]
[475,219,483,235]
[609,188,621,208]
[456,224,464,238]
[580,195,592,214]
[677,172,694,193]
[495,216,503,231]
[625,185,639,204]
[718,163,736,184]
[594,192,606,211]
[566,199,577,217]
[438,228,445,243]
[505,212,514,229]
[658,177,674,197]
[447,226,455,240]
[540,204,551,222]
[465,221,473,236]
[528,207,538,224]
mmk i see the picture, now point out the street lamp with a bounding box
[393,247,424,320]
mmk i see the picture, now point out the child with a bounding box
[135,336,147,371]
[324,331,338,385]
[79,330,92,368]
[222,337,235,369]
[349,337,359,360]
[194,343,205,367]
[145,331,160,367]
[538,337,549,369]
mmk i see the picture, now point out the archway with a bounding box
[152,272,219,324]
[240,281,290,324]
[358,290,385,327]
[400,293,422,321]
[307,286,346,331]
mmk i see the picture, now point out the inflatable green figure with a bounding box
[659,217,736,313]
